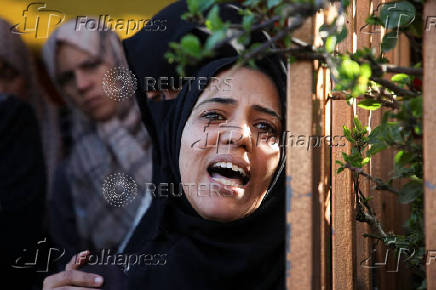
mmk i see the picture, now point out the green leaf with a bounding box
[341,0,350,9]
[394,150,405,163]
[340,59,360,78]
[365,15,383,26]
[337,167,344,174]
[187,0,214,14]
[186,0,199,14]
[204,30,226,51]
[381,31,398,52]
[359,63,372,78]
[358,99,382,110]
[391,73,411,85]
[325,36,337,53]
[342,152,349,163]
[180,34,202,58]
[399,181,422,204]
[242,14,255,31]
[353,116,364,131]
[343,126,354,142]
[366,142,387,156]
[267,0,280,9]
[206,5,224,32]
[380,1,416,29]
[409,96,423,118]
[336,26,348,43]
[362,156,370,165]
[394,150,415,165]
[243,0,261,8]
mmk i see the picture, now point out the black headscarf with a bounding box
[124,55,287,290]
[0,94,47,289]
[122,0,268,139]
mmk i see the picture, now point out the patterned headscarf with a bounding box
[43,20,152,250]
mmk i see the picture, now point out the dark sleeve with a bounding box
[0,95,47,288]
[48,163,83,270]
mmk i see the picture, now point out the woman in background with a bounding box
[0,18,49,289]
[0,18,62,200]
[42,20,153,267]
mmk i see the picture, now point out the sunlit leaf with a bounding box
[358,99,382,110]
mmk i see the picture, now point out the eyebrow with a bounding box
[252,104,281,120]
[195,97,281,120]
[57,57,101,76]
[194,97,237,109]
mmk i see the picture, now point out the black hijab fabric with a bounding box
[124,56,287,290]
[0,94,47,289]
[122,0,268,138]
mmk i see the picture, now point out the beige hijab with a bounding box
[43,20,152,250]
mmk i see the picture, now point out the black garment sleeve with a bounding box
[48,163,83,271]
[0,94,47,289]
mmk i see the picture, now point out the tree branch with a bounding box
[344,163,401,195]
[370,76,419,98]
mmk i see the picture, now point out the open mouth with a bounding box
[207,161,250,187]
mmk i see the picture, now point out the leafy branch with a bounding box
[167,0,425,287]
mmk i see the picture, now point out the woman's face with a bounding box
[56,42,118,121]
[179,67,282,222]
[0,58,28,99]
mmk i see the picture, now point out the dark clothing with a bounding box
[124,56,287,290]
[123,0,268,147]
[0,94,47,289]
[119,2,287,289]
[48,163,83,270]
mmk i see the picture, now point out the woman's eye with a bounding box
[254,122,277,135]
[57,72,74,87]
[200,111,226,121]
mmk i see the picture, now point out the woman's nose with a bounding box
[218,123,253,153]
[75,70,93,93]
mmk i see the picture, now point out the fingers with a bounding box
[66,250,90,271]
[43,269,104,289]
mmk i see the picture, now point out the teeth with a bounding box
[214,176,240,186]
[211,161,247,177]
